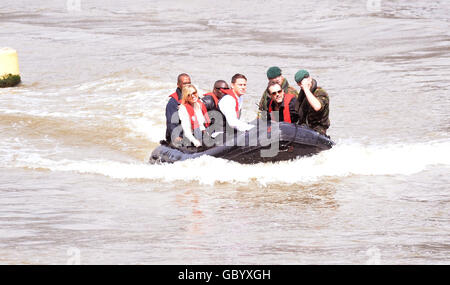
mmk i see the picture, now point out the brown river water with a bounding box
[0,0,449,264]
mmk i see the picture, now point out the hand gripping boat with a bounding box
[149,120,335,164]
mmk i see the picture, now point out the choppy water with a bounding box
[0,0,449,264]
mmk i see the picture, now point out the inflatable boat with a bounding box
[149,120,334,164]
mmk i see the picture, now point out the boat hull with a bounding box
[149,121,334,164]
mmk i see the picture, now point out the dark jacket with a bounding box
[201,93,219,111]
[165,88,182,142]
[267,93,299,123]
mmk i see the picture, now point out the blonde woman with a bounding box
[178,84,210,147]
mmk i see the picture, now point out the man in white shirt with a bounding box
[218,73,254,132]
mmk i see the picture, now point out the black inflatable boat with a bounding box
[149,120,334,164]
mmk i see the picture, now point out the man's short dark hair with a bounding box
[231,73,247,83]
[214,80,227,87]
[266,81,281,93]
[177,73,190,84]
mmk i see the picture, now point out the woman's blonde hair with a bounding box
[181,84,198,104]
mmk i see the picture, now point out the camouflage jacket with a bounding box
[296,84,330,135]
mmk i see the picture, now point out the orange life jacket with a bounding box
[169,91,181,104]
[182,101,211,130]
[220,89,240,118]
[268,93,295,123]
[203,92,219,108]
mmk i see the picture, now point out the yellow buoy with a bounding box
[0,47,21,88]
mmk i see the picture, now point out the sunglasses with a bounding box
[188,92,198,97]
[215,87,230,90]
[270,90,283,96]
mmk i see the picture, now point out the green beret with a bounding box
[294,69,310,83]
[267,66,282,79]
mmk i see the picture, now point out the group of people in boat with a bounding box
[164,67,330,148]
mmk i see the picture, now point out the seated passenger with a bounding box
[178,84,210,147]
[165,73,191,143]
[201,80,230,138]
[218,73,254,132]
[202,80,230,111]
[266,82,298,123]
[258,66,298,116]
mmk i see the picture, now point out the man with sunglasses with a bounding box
[266,82,298,123]
[294,69,330,135]
[258,66,298,117]
[200,80,231,139]
[201,80,230,111]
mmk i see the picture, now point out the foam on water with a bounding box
[3,140,449,186]
[0,76,188,147]
[126,117,165,142]
[74,77,173,93]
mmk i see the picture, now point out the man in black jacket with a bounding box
[165,73,191,143]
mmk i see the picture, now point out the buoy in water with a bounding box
[0,47,21,88]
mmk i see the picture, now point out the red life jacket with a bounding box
[203,92,219,108]
[220,89,240,118]
[268,93,295,123]
[169,91,181,104]
[182,101,211,130]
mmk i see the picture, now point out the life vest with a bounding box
[203,92,219,108]
[169,91,181,104]
[268,93,295,123]
[182,101,211,131]
[220,89,240,118]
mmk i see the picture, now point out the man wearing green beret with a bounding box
[294,69,330,136]
[257,66,298,118]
